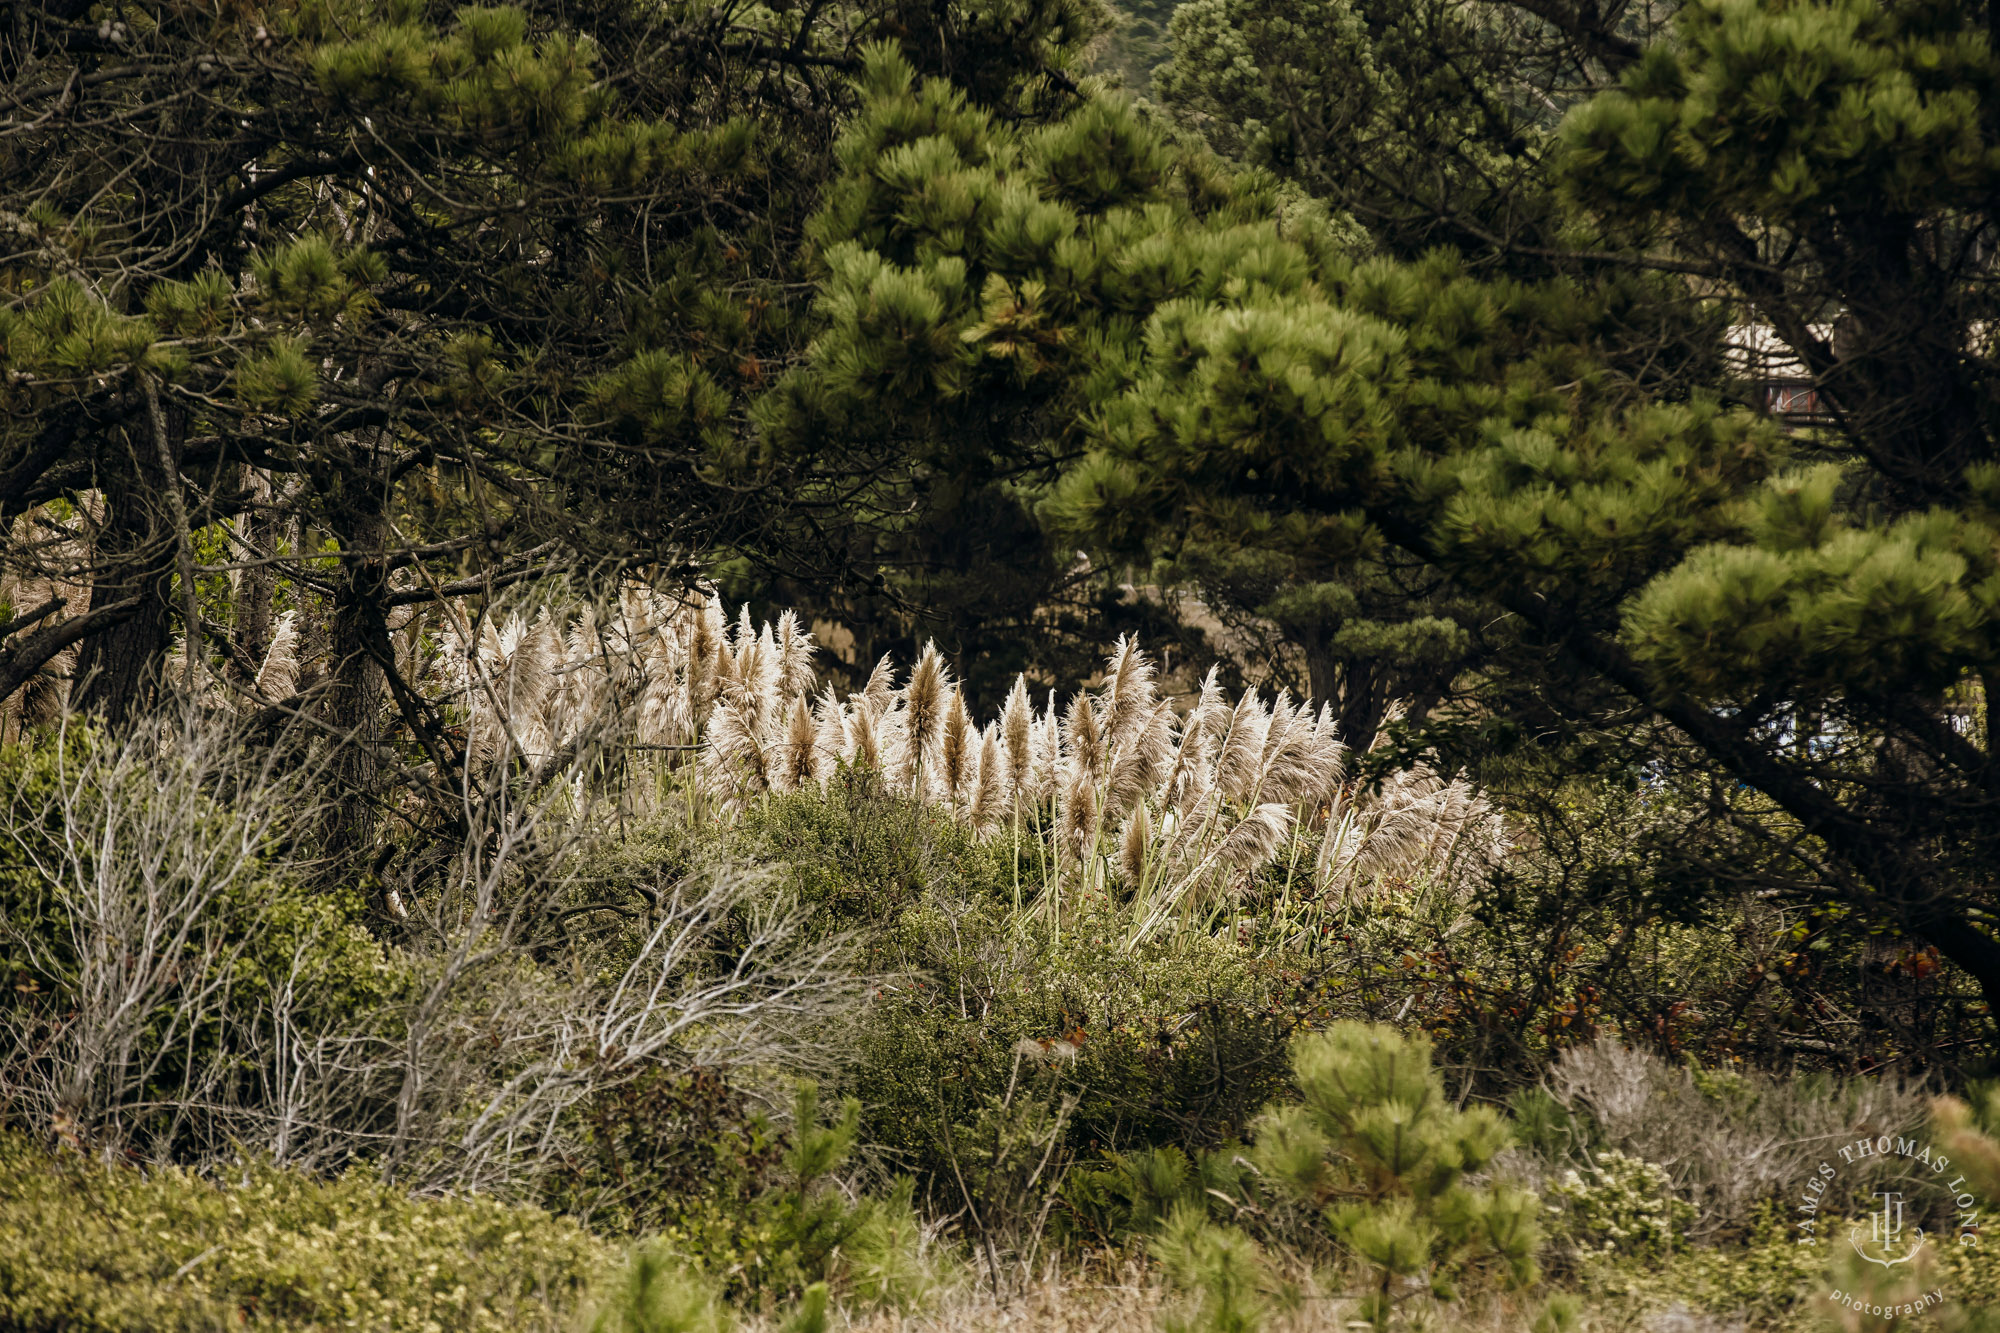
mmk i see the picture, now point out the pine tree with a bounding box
[790,6,2000,1029]
[0,0,1091,851]
[1151,1023,1539,1331]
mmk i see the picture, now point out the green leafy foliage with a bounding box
[0,1131,612,1332]
[737,764,1015,927]
[854,889,1301,1187]
[711,772,1304,1185]
[638,1081,935,1310]
[1548,1150,1694,1256]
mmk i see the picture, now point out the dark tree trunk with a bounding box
[1303,636,1392,754]
[320,469,389,866]
[231,468,277,686]
[72,428,175,727]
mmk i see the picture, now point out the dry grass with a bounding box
[824,1266,1595,1333]
[844,1262,1165,1333]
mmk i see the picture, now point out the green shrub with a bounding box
[1148,1023,1544,1332]
[855,891,1300,1186]
[0,1131,613,1332]
[1548,1149,1694,1255]
[1150,1204,1271,1333]
[585,1245,731,1333]
[1259,1024,1541,1325]
[738,765,1016,927]
[1061,1143,1243,1245]
[633,777,1309,1199]
[542,1067,788,1238]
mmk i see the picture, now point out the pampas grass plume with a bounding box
[255,610,300,703]
[1119,802,1152,886]
[970,725,1004,832]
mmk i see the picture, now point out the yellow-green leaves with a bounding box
[0,1130,612,1332]
[310,4,603,145]
[810,245,973,404]
[1336,1197,1436,1277]
[1106,296,1407,505]
[236,335,319,416]
[1622,510,2000,699]
[1246,1103,1335,1200]
[1562,0,2000,218]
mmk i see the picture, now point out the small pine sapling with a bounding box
[1151,1203,1273,1333]
[1250,1022,1541,1330]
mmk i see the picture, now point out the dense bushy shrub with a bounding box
[738,765,1017,927]
[593,774,1312,1196]
[1543,1039,1933,1242]
[544,1067,789,1238]
[1547,1150,1693,1256]
[0,1130,612,1332]
[854,890,1303,1183]
[1466,777,1989,1079]
[0,723,403,1163]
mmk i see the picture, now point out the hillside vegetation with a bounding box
[6,0,2000,1327]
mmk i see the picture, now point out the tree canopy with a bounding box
[0,0,1099,774]
[779,1,2000,1027]
[6,0,2000,1032]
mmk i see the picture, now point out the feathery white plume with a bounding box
[1062,693,1105,786]
[1119,802,1153,886]
[1106,697,1175,817]
[774,610,816,700]
[939,687,974,808]
[845,697,883,772]
[1058,769,1100,864]
[775,695,817,792]
[702,697,769,802]
[1000,675,1034,808]
[1216,802,1293,871]
[970,725,1005,833]
[1028,697,1062,805]
[897,642,948,792]
[1101,636,1156,747]
[687,593,726,719]
[254,610,300,703]
[857,653,898,717]
[812,689,846,781]
[1213,688,1270,805]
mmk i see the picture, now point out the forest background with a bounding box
[7,0,2000,1328]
